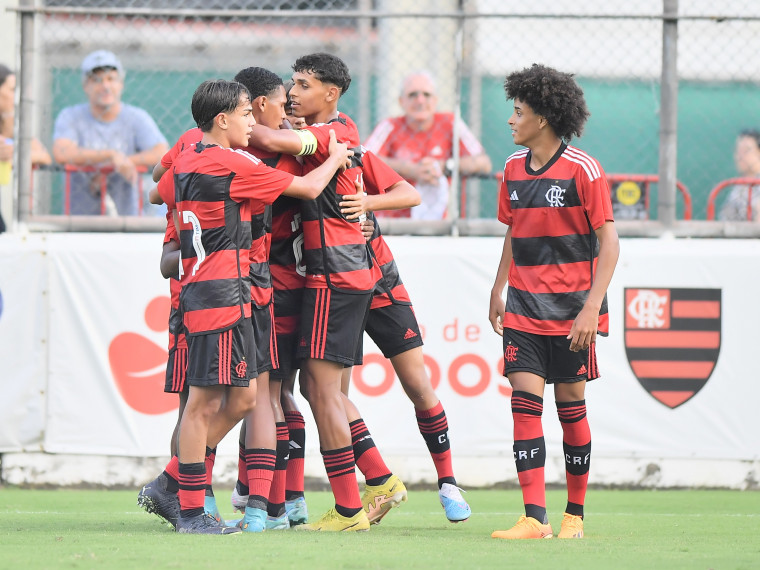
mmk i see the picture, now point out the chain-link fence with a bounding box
[6,0,760,235]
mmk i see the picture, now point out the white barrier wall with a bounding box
[1,233,758,489]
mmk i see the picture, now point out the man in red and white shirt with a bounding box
[364,70,492,219]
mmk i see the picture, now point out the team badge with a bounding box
[624,288,721,408]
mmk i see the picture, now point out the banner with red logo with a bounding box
[1,234,760,487]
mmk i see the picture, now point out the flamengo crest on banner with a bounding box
[624,288,721,409]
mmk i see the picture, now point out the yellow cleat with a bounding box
[298,508,370,532]
[491,515,553,539]
[557,512,584,538]
[361,474,408,524]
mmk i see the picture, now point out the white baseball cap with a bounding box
[81,50,124,80]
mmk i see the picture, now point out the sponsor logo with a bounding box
[403,328,418,340]
[624,288,721,409]
[510,190,519,201]
[108,296,179,415]
[576,364,587,376]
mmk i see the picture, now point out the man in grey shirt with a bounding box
[53,50,168,216]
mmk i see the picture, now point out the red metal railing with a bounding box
[706,177,760,221]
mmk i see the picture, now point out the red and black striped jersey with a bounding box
[158,142,295,335]
[498,143,614,336]
[163,214,187,350]
[361,150,412,309]
[299,114,382,293]
[240,147,302,309]
[161,127,202,170]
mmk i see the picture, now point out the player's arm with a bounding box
[340,180,419,220]
[567,221,620,352]
[458,152,493,177]
[129,142,169,169]
[282,130,351,200]
[152,163,169,183]
[160,239,181,279]
[249,123,318,157]
[489,226,513,337]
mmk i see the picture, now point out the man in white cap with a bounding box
[53,50,168,215]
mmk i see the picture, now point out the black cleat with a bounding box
[176,512,242,535]
[137,473,179,529]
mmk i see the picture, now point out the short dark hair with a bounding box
[739,129,760,149]
[233,67,283,101]
[0,63,13,89]
[504,64,590,142]
[191,79,250,132]
[292,52,351,95]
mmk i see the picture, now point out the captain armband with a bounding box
[294,129,318,156]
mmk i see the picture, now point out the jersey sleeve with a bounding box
[363,118,395,155]
[579,160,614,228]
[161,128,201,169]
[275,153,303,176]
[496,165,512,226]
[228,148,295,205]
[456,117,486,157]
[163,211,178,245]
[361,150,404,195]
[157,166,176,210]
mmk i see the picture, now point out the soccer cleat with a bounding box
[439,483,471,523]
[265,513,290,530]
[557,513,584,538]
[137,473,179,529]
[285,496,309,526]
[177,512,241,535]
[297,508,370,532]
[230,486,248,513]
[229,506,267,533]
[204,494,225,525]
[361,474,408,524]
[491,515,553,539]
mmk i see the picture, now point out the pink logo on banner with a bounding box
[108,296,179,415]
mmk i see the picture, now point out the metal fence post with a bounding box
[15,0,35,230]
[658,0,679,229]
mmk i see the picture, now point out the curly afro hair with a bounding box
[504,64,590,142]
[234,67,283,101]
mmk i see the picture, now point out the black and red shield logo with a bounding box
[624,288,721,409]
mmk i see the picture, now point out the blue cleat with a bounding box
[266,512,290,530]
[229,506,267,533]
[285,496,309,526]
[204,494,225,525]
[439,483,471,523]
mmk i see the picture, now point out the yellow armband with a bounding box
[294,129,318,156]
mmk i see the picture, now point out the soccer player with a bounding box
[488,64,619,540]
[340,149,472,523]
[141,79,351,535]
[247,53,405,531]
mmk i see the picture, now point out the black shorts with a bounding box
[270,332,300,380]
[164,333,188,394]
[251,303,278,376]
[186,319,253,388]
[502,328,600,384]
[297,288,372,366]
[365,303,424,359]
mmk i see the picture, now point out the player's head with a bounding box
[734,128,760,177]
[292,53,351,95]
[234,67,287,130]
[503,64,589,143]
[282,79,306,129]
[0,63,15,121]
[80,50,125,112]
[191,79,253,143]
[399,70,438,130]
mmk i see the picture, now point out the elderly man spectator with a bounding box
[364,70,492,219]
[53,50,168,215]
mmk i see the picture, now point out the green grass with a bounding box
[1,487,758,569]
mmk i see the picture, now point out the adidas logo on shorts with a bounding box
[577,364,587,375]
[403,328,418,340]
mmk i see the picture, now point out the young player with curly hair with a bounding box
[488,64,619,540]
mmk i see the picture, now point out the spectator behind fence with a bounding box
[1,63,52,232]
[718,129,760,221]
[52,50,168,216]
[364,70,492,219]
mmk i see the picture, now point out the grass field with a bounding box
[1,487,758,569]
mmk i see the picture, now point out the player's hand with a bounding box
[340,176,368,220]
[148,187,164,205]
[327,129,352,171]
[360,217,375,241]
[489,289,505,336]
[567,305,599,352]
